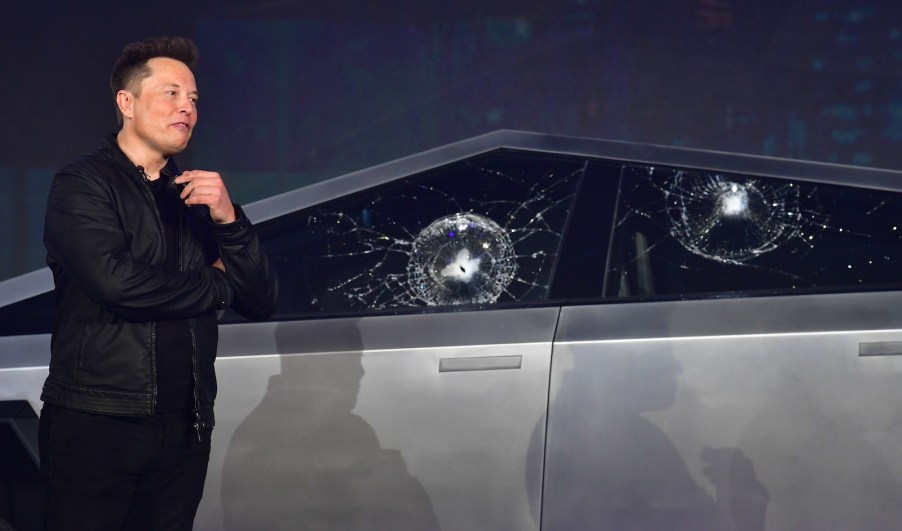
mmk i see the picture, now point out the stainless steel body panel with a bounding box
[544,292,902,530]
[0,337,49,467]
[0,334,50,434]
[197,307,559,531]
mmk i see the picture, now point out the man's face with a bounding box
[127,57,198,156]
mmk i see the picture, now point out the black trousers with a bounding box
[39,404,211,531]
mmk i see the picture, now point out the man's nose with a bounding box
[179,97,195,114]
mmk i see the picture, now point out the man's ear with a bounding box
[116,90,135,121]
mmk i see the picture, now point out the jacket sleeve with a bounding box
[44,167,234,321]
[207,204,278,321]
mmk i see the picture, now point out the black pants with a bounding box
[39,404,211,531]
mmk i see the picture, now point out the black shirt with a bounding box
[146,176,195,413]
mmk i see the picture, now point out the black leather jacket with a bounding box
[41,135,277,429]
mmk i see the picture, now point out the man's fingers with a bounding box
[172,170,235,223]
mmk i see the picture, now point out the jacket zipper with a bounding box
[179,210,205,442]
[188,317,203,442]
[138,166,165,413]
[139,164,203,441]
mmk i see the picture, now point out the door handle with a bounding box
[859,341,902,357]
[439,355,522,372]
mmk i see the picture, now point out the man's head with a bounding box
[110,37,198,129]
[111,37,200,159]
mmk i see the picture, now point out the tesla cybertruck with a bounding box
[3,130,902,530]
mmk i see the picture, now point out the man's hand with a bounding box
[174,170,236,224]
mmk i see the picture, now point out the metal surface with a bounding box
[0,268,51,308]
[555,291,902,342]
[544,293,902,530]
[195,307,558,531]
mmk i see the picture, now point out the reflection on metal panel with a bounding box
[219,351,442,530]
[200,308,556,531]
[543,343,756,530]
[545,300,902,530]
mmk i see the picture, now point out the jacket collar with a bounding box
[102,133,181,180]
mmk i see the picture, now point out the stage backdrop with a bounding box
[1,0,900,281]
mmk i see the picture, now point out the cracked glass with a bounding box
[605,165,902,298]
[232,149,902,323]
[257,150,582,317]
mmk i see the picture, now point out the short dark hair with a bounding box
[109,37,199,128]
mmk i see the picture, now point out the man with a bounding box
[39,37,277,530]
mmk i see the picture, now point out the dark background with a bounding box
[1,0,900,281]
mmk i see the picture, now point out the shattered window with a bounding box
[606,165,902,298]
[257,150,582,317]
[231,149,902,323]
